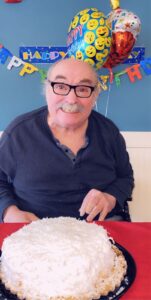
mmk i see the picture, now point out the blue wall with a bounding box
[0,0,151,131]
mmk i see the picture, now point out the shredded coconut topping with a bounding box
[0,217,126,300]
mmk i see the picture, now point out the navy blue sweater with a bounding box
[0,106,134,222]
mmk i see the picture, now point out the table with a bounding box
[0,222,151,300]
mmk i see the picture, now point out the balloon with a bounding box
[110,0,120,10]
[103,8,141,69]
[67,8,112,70]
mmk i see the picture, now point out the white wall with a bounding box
[122,132,151,222]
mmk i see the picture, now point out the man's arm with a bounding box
[3,205,39,223]
[79,190,116,221]
[0,132,39,222]
[0,169,18,222]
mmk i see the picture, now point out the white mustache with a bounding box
[57,102,84,113]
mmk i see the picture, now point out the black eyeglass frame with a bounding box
[47,80,96,98]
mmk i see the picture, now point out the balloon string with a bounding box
[105,83,111,117]
[95,100,98,112]
[109,68,114,83]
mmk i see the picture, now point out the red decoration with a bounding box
[4,0,22,3]
[126,64,142,83]
[103,31,135,69]
[103,7,141,72]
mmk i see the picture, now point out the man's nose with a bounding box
[65,88,77,102]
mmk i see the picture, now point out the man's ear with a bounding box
[93,101,96,107]
[94,84,101,99]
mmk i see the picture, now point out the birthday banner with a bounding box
[0,44,151,89]
[19,46,67,63]
[0,44,47,81]
[19,46,145,64]
[99,58,151,91]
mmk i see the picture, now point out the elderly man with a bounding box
[0,58,134,222]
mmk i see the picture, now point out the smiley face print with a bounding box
[87,19,99,30]
[96,53,104,63]
[84,58,95,66]
[96,26,109,37]
[76,50,83,60]
[100,48,109,58]
[96,61,104,70]
[90,8,99,11]
[84,31,95,44]
[80,13,90,25]
[85,45,96,58]
[95,37,105,51]
[79,9,90,15]
[91,12,105,19]
[105,37,112,48]
[70,54,75,59]
[72,16,79,29]
[99,18,105,26]
[67,9,112,70]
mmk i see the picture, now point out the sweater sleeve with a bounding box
[104,130,134,208]
[0,132,18,222]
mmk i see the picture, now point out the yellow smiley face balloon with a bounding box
[80,14,90,25]
[76,50,83,60]
[67,8,112,70]
[84,31,95,44]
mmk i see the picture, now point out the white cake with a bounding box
[0,217,127,300]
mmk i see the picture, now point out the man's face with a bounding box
[45,59,99,129]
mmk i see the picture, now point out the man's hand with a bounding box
[79,189,116,221]
[3,205,39,223]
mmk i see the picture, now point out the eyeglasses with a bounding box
[47,80,96,98]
